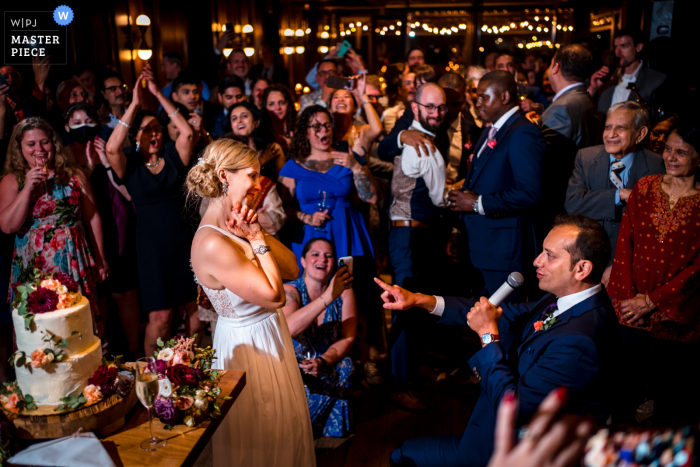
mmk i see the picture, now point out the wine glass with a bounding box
[34,154,52,199]
[315,190,330,232]
[295,339,317,365]
[135,357,166,451]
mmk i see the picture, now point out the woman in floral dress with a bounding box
[0,117,107,333]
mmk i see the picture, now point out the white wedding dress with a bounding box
[195,225,316,467]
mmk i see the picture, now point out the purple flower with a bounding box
[192,368,205,381]
[149,359,168,377]
[154,397,179,423]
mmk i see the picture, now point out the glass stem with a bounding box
[147,406,155,442]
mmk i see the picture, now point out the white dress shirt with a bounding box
[396,120,447,214]
[430,283,602,317]
[611,61,643,106]
[474,106,520,215]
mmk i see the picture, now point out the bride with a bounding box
[188,139,316,467]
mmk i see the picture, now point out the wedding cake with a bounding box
[11,278,102,407]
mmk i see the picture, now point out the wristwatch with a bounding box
[252,245,271,256]
[472,198,479,213]
[480,333,500,347]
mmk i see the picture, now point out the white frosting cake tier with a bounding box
[14,337,102,406]
[12,296,96,358]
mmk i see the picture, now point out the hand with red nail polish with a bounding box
[487,387,594,467]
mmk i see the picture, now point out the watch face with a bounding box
[481,334,493,344]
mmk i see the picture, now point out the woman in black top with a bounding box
[105,64,201,356]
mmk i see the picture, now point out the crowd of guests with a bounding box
[1,23,698,467]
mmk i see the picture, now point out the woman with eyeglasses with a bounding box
[328,74,383,158]
[105,64,201,356]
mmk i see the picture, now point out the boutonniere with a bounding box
[533,314,558,332]
[486,139,497,149]
[464,140,472,150]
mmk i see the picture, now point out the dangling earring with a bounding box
[135,141,141,152]
[222,181,229,196]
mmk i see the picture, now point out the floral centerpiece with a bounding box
[12,271,82,330]
[149,335,228,429]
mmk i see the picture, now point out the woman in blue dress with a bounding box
[282,238,356,437]
[278,105,377,266]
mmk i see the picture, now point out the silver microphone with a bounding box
[488,272,525,307]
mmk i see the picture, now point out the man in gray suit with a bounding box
[537,44,601,232]
[565,101,665,286]
[588,28,666,116]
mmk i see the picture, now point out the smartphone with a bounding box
[225,23,233,33]
[327,75,356,91]
[337,40,352,58]
[334,140,349,153]
[338,256,354,275]
[583,425,695,467]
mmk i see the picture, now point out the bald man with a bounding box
[447,70,546,302]
[386,83,450,409]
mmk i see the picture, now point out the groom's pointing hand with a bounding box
[374,278,418,311]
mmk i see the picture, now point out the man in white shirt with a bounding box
[385,83,449,411]
[377,214,620,467]
[589,28,667,115]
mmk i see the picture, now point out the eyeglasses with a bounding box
[415,102,448,114]
[138,126,164,134]
[316,70,337,78]
[309,123,333,132]
[105,84,128,93]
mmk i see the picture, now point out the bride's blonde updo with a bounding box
[186,139,259,198]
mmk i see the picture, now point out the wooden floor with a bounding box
[315,375,481,467]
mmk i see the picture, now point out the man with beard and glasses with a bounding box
[385,83,450,410]
[98,71,129,130]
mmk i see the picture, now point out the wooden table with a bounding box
[101,370,245,467]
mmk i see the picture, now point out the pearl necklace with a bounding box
[145,157,162,170]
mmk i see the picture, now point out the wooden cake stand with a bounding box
[3,385,138,439]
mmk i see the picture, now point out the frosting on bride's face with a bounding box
[222,161,261,207]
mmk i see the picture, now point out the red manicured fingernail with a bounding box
[555,387,568,401]
[504,391,516,403]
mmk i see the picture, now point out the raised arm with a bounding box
[352,75,382,149]
[105,77,142,179]
[142,65,194,166]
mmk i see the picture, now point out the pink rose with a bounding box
[4,393,20,410]
[172,351,194,366]
[173,395,194,411]
[40,278,61,291]
[486,139,497,149]
[30,349,49,368]
[464,141,472,150]
[83,384,103,403]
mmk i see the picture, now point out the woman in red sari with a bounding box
[608,118,700,425]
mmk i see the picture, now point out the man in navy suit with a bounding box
[447,71,546,301]
[375,214,620,467]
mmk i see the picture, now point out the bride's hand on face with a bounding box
[226,201,263,240]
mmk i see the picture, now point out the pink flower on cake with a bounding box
[173,395,194,411]
[3,393,20,410]
[27,287,59,314]
[83,384,103,403]
[40,278,60,291]
[30,349,50,367]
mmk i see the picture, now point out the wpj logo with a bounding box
[3,9,70,65]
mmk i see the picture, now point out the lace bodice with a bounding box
[194,225,271,320]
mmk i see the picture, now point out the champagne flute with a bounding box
[135,357,166,451]
[315,190,330,232]
[34,154,52,199]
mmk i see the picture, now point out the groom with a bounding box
[376,214,620,467]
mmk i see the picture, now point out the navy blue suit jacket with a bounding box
[438,289,620,466]
[462,110,545,272]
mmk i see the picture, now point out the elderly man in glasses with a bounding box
[384,82,451,410]
[98,71,129,130]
